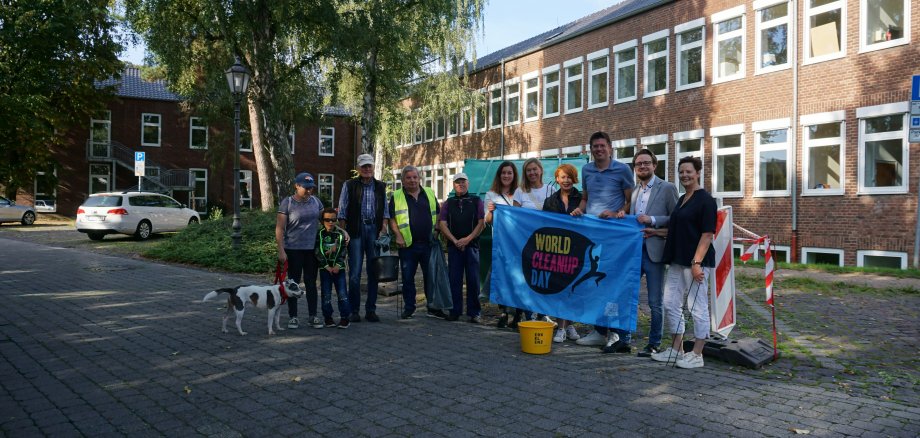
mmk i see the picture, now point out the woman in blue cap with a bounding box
[275,172,324,329]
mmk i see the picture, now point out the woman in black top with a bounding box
[652,156,717,369]
[542,164,584,343]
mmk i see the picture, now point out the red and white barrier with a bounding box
[710,206,736,338]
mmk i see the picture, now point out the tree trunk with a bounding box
[360,47,378,157]
[247,98,276,210]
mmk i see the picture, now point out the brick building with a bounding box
[19,67,358,217]
[394,0,919,268]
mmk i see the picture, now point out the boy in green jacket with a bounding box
[316,208,352,328]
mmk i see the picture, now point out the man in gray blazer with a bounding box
[604,149,678,356]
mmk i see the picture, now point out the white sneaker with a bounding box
[575,330,606,346]
[287,317,299,329]
[310,316,324,329]
[603,332,620,349]
[565,325,581,340]
[676,351,705,369]
[542,315,557,327]
[553,328,566,343]
[651,347,684,363]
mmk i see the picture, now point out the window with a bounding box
[542,66,560,118]
[89,164,111,194]
[675,19,705,90]
[319,127,334,156]
[643,30,669,97]
[189,117,208,149]
[767,244,791,263]
[288,127,296,154]
[141,113,161,146]
[448,113,459,137]
[674,129,705,194]
[857,250,907,269]
[523,72,540,122]
[475,90,488,132]
[755,0,791,74]
[613,40,637,103]
[34,169,57,212]
[190,169,208,214]
[561,145,586,158]
[802,247,844,266]
[801,111,845,195]
[461,107,472,134]
[753,118,791,196]
[318,173,335,206]
[712,125,744,197]
[858,102,909,194]
[435,116,446,139]
[712,6,746,83]
[240,128,252,152]
[642,134,669,181]
[564,57,583,114]
[587,49,609,108]
[89,111,111,158]
[805,0,845,63]
[414,122,423,144]
[240,170,252,209]
[489,85,502,128]
[425,120,434,142]
[506,79,520,125]
[612,139,637,171]
[861,0,909,52]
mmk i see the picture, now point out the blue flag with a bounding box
[491,205,643,331]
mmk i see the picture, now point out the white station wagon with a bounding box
[76,192,200,241]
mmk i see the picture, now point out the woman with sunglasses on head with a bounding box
[484,161,524,328]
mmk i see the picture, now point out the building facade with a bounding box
[394,0,919,268]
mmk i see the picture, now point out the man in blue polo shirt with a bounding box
[572,131,635,353]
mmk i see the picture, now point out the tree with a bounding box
[0,0,123,199]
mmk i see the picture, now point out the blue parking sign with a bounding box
[135,152,145,162]
[913,75,920,101]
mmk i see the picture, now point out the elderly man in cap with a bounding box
[337,153,389,322]
[437,172,485,323]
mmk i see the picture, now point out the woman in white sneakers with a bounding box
[484,161,522,328]
[651,156,716,369]
[513,158,556,326]
[542,164,583,343]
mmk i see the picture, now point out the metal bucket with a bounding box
[373,255,399,282]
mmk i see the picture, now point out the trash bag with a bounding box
[427,243,453,310]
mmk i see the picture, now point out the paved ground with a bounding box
[1,235,919,437]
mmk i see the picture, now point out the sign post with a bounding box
[134,152,145,191]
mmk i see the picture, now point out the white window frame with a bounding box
[435,116,446,140]
[560,145,586,158]
[612,138,637,169]
[89,111,112,159]
[857,250,907,269]
[505,77,521,126]
[641,134,669,182]
[288,127,296,154]
[489,84,503,129]
[189,117,208,150]
[240,128,252,152]
[425,119,434,142]
[642,29,670,97]
[804,0,846,64]
[319,127,335,157]
[414,120,424,144]
[753,118,792,197]
[675,18,706,91]
[189,168,208,214]
[712,5,747,84]
[318,173,335,205]
[33,168,57,211]
[767,244,791,263]
[474,89,488,133]
[860,0,910,53]
[447,112,459,137]
[239,170,252,209]
[587,48,609,109]
[711,124,745,198]
[674,129,705,194]
[141,113,161,147]
[89,163,112,194]
[856,102,909,195]
[460,107,472,134]
[801,247,845,266]
[542,65,561,119]
[613,40,638,104]
[801,110,846,196]
[754,0,792,75]
[522,71,540,123]
[563,56,584,114]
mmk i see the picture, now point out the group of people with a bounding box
[275,131,717,369]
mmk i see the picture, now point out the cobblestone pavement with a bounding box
[1,236,919,437]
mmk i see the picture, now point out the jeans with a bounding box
[448,245,481,317]
[642,245,666,347]
[286,249,318,318]
[399,242,431,314]
[347,222,380,314]
[320,269,351,319]
[664,264,711,340]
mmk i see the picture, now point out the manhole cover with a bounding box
[84,265,136,272]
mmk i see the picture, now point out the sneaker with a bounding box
[601,339,632,354]
[676,351,705,369]
[637,344,660,358]
[575,330,606,346]
[310,316,324,329]
[651,347,684,363]
[496,313,508,328]
[599,333,620,353]
[349,313,361,323]
[400,309,414,319]
[324,316,336,328]
[365,312,380,322]
[427,309,447,319]
[445,314,460,322]
[542,315,557,327]
[337,318,350,329]
[565,325,581,340]
[287,317,299,329]
[468,315,481,324]
[553,328,566,343]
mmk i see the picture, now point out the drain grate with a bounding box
[84,265,137,273]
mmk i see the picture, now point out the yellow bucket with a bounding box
[517,321,555,354]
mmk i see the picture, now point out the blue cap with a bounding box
[294,172,315,189]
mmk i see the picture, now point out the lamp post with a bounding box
[225,58,250,250]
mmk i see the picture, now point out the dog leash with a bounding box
[274,260,289,305]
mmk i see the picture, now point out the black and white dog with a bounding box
[203,279,303,336]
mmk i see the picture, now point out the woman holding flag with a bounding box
[484,161,523,329]
[542,164,583,343]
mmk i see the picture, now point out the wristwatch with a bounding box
[691,260,702,266]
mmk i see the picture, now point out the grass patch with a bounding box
[144,209,278,275]
[737,258,920,279]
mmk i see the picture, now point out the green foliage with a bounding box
[737,257,920,279]
[208,205,224,221]
[144,209,279,274]
[0,0,123,198]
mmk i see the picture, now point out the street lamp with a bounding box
[225,57,250,250]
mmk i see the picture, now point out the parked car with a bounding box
[34,200,56,213]
[75,192,200,241]
[0,196,36,225]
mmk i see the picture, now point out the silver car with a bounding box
[75,192,200,241]
[0,196,37,226]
